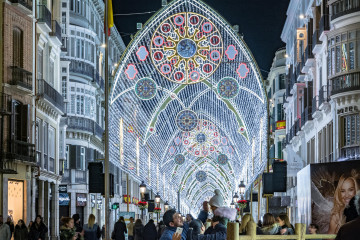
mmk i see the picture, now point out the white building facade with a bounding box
[281,0,360,224]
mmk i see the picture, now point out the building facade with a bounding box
[0,0,35,226]
[281,0,360,223]
[59,0,128,229]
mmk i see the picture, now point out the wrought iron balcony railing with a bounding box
[330,72,360,95]
[50,20,61,42]
[5,139,36,163]
[9,0,32,10]
[319,14,330,35]
[37,5,51,29]
[9,66,32,90]
[62,169,87,184]
[67,116,104,139]
[312,96,318,115]
[69,60,95,79]
[319,85,330,105]
[331,0,360,21]
[37,79,65,113]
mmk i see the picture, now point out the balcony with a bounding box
[9,0,32,11]
[94,72,105,91]
[330,72,360,96]
[37,5,51,32]
[319,85,330,106]
[312,29,322,53]
[319,15,330,36]
[340,146,360,160]
[331,0,360,21]
[62,169,88,184]
[50,20,61,43]
[37,79,65,113]
[312,96,318,114]
[301,106,313,127]
[4,140,36,163]
[303,45,314,67]
[296,63,305,82]
[66,116,104,139]
[9,66,32,90]
[69,60,94,79]
[0,93,12,115]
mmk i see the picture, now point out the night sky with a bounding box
[113,0,289,78]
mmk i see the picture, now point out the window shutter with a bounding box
[21,104,30,142]
[69,145,77,169]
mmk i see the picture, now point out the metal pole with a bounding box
[104,0,110,239]
[126,174,129,212]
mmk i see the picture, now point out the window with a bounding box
[343,114,360,146]
[61,12,67,34]
[13,27,23,67]
[49,60,54,87]
[62,77,67,99]
[80,147,85,170]
[76,95,80,114]
[277,103,284,121]
[71,95,75,114]
[279,74,285,89]
[65,145,69,169]
[80,96,84,115]
[43,122,48,169]
[76,39,80,58]
[37,48,43,79]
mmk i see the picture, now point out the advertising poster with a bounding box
[118,211,135,223]
[298,160,360,234]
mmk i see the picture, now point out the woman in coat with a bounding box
[29,215,48,240]
[82,214,101,240]
[59,217,77,240]
[111,216,127,240]
[260,213,280,235]
[14,219,28,240]
[133,219,144,240]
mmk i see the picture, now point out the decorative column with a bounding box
[51,183,59,240]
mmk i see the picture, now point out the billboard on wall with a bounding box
[297,160,360,234]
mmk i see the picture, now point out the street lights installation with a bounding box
[155,192,161,223]
[139,181,146,220]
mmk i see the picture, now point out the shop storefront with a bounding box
[76,193,87,224]
[8,180,24,223]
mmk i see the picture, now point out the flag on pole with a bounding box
[105,0,114,36]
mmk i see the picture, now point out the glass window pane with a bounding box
[349,42,355,69]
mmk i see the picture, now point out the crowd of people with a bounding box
[0,189,358,240]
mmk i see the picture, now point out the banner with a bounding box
[297,160,360,234]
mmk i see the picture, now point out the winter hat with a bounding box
[209,189,223,208]
[213,207,237,221]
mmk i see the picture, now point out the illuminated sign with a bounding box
[276,120,286,130]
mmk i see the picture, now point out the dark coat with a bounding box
[159,223,189,240]
[29,222,48,240]
[83,223,101,240]
[112,221,127,240]
[157,224,166,239]
[6,222,14,234]
[133,223,144,240]
[335,217,360,240]
[197,211,209,224]
[14,224,28,240]
[143,222,157,240]
[187,224,227,240]
[74,222,83,233]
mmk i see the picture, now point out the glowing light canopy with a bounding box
[110,0,267,212]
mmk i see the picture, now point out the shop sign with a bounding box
[276,120,286,130]
[76,193,87,207]
[59,185,67,193]
[59,193,70,206]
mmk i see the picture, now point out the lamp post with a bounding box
[233,192,239,204]
[139,181,146,220]
[155,193,161,223]
[230,202,235,208]
[164,201,169,211]
[239,181,246,196]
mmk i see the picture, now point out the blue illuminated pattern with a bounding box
[176,110,198,132]
[217,77,239,99]
[174,154,185,165]
[217,154,228,165]
[177,39,197,58]
[196,133,206,143]
[135,78,157,100]
[196,171,207,182]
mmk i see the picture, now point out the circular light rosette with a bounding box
[217,154,228,165]
[134,78,157,100]
[174,154,185,165]
[217,77,239,99]
[176,110,198,132]
[150,12,223,84]
[196,171,207,182]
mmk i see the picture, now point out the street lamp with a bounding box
[164,201,169,211]
[140,181,146,197]
[230,202,235,209]
[239,181,246,195]
[155,193,161,204]
[233,192,239,203]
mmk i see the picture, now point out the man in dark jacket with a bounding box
[159,209,188,240]
[143,219,157,240]
[197,201,209,224]
[336,192,360,240]
[112,216,127,240]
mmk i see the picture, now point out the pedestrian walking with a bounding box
[111,216,127,240]
[133,219,144,240]
[28,215,48,240]
[14,219,28,240]
[82,214,101,240]
[157,221,166,239]
[143,219,157,240]
[0,215,11,240]
[60,217,77,240]
[127,217,135,240]
[72,214,83,235]
[6,216,14,238]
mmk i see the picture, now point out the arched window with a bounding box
[13,27,23,67]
